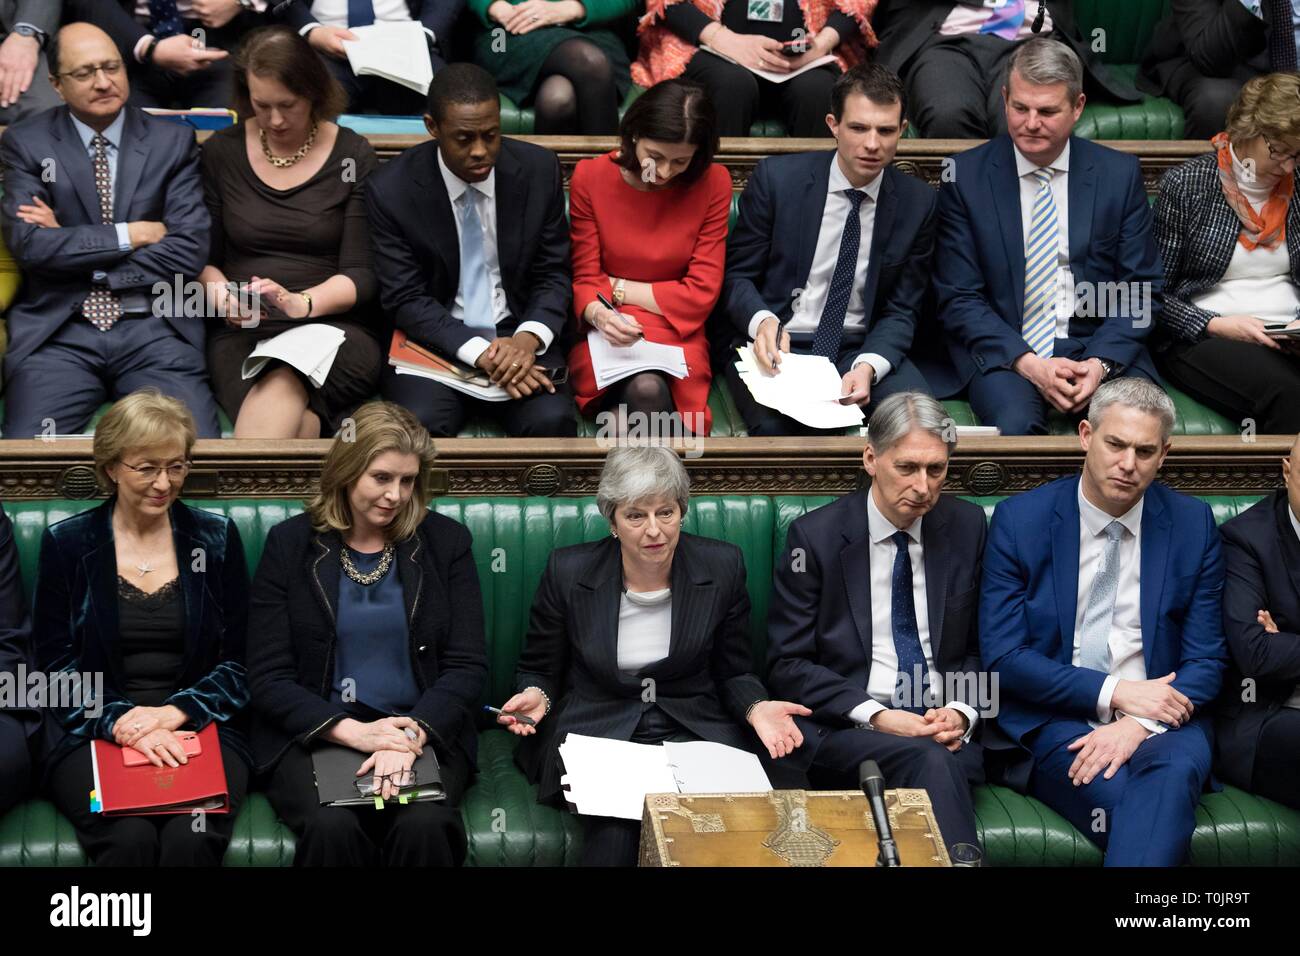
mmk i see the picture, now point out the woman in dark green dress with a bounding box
[468,0,637,134]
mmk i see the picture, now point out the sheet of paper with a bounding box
[392,364,511,401]
[733,346,864,429]
[586,329,688,390]
[558,734,680,820]
[242,323,346,388]
[699,46,838,85]
[342,21,434,94]
[663,741,772,794]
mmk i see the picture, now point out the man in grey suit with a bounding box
[0,1,62,123]
[0,22,219,438]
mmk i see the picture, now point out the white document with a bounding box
[241,323,346,388]
[733,345,865,429]
[586,328,688,390]
[391,365,511,402]
[342,21,434,95]
[699,45,838,85]
[558,733,772,820]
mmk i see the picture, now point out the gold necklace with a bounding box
[340,543,395,585]
[260,121,318,168]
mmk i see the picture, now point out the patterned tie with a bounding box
[890,531,930,715]
[348,0,376,27]
[812,188,866,360]
[1022,168,1058,359]
[82,134,121,333]
[1264,0,1299,71]
[457,188,496,332]
[980,0,1026,40]
[1078,521,1125,674]
[147,0,184,37]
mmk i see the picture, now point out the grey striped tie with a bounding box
[1079,520,1125,673]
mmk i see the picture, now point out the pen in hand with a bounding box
[770,319,786,373]
[596,292,644,340]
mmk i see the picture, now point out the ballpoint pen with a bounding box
[596,291,644,340]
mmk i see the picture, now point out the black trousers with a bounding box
[1162,60,1262,140]
[966,362,1160,436]
[1158,337,1300,435]
[682,51,838,138]
[266,742,470,867]
[123,17,257,111]
[901,33,1019,139]
[0,713,32,816]
[46,739,250,866]
[809,728,985,858]
[1250,707,1300,812]
[380,362,578,438]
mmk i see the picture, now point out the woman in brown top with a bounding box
[200,26,383,439]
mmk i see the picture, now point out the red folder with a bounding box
[91,723,230,816]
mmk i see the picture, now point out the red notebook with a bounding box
[90,723,230,816]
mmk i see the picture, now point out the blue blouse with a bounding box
[330,547,420,715]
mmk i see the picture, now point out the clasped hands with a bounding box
[111,704,190,768]
[477,330,556,398]
[328,715,428,801]
[870,707,970,752]
[1065,672,1194,786]
[1014,352,1106,414]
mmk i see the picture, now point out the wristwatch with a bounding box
[611,277,626,308]
[12,24,44,49]
[1095,358,1116,381]
[141,35,161,65]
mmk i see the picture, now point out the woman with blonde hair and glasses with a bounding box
[248,401,487,866]
[33,388,252,866]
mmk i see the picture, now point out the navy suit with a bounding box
[980,477,1228,865]
[766,490,989,855]
[1215,491,1300,809]
[0,105,218,438]
[721,153,936,434]
[0,503,35,815]
[934,135,1164,434]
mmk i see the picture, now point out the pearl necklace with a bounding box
[260,121,318,168]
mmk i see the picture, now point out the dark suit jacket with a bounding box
[271,0,461,61]
[247,511,488,774]
[980,476,1228,787]
[1138,0,1269,97]
[62,0,268,55]
[933,134,1163,387]
[1154,153,1300,346]
[31,500,250,768]
[1215,491,1300,790]
[0,503,37,735]
[0,105,210,376]
[722,153,936,375]
[513,533,769,802]
[364,138,571,362]
[0,0,59,36]
[765,490,989,770]
[871,0,1140,103]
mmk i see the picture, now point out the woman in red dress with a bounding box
[567,79,730,436]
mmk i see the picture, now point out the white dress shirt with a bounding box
[436,150,554,366]
[847,489,979,736]
[939,0,1053,38]
[1013,141,1073,342]
[616,588,673,672]
[748,155,891,383]
[1072,482,1166,735]
[299,0,438,42]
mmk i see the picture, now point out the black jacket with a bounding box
[514,533,769,802]
[1138,0,1269,98]
[247,511,488,774]
[0,503,36,735]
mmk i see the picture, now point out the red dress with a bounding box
[567,152,732,435]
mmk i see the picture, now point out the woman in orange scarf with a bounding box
[631,0,877,137]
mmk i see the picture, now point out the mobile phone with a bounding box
[780,40,806,57]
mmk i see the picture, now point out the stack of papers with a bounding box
[587,329,687,390]
[558,733,772,820]
[242,324,346,388]
[733,345,865,430]
[388,328,511,401]
[699,46,838,85]
[342,21,434,94]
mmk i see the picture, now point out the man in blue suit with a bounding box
[0,503,36,816]
[934,37,1164,435]
[981,378,1228,866]
[0,23,217,438]
[721,63,936,436]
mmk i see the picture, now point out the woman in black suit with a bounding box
[33,390,251,866]
[248,401,488,867]
[0,502,37,817]
[495,445,810,866]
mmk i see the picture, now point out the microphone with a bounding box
[859,760,901,868]
[1031,1,1047,33]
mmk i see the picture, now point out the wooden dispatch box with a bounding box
[638,789,950,867]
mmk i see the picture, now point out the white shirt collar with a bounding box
[829,152,883,203]
[867,485,923,546]
[437,147,495,204]
[1077,478,1143,539]
[1013,138,1070,179]
[70,110,126,153]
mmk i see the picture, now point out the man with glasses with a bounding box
[0,1,62,122]
[0,22,220,439]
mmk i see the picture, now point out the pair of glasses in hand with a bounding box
[355,769,418,797]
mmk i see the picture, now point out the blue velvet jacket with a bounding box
[32,499,251,769]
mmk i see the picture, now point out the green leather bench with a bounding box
[1,491,1296,867]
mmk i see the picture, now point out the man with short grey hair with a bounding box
[933,37,1165,436]
[980,378,1228,865]
[767,392,991,858]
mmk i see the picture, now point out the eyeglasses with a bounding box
[1263,133,1300,165]
[118,461,192,483]
[58,60,124,83]
[355,769,418,797]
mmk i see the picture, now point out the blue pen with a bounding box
[484,704,536,726]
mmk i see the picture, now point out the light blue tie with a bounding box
[1022,168,1058,359]
[1079,521,1125,674]
[457,188,497,333]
